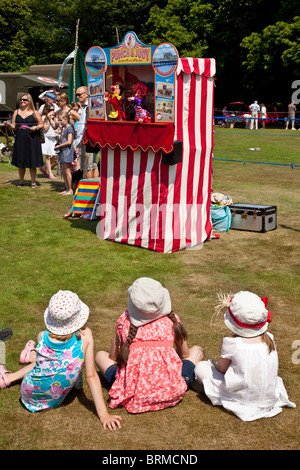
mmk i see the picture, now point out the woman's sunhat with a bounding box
[223,291,273,338]
[44,290,89,335]
[127,277,171,327]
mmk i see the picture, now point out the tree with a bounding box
[0,0,35,72]
[241,17,300,105]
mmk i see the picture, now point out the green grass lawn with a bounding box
[0,128,299,450]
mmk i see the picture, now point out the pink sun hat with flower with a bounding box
[44,290,89,335]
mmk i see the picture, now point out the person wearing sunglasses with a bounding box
[4,93,43,189]
[69,87,99,179]
[56,93,71,114]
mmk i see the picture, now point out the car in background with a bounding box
[260,105,280,124]
[224,101,251,125]
[228,102,250,115]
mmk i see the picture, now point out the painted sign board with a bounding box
[85,32,178,123]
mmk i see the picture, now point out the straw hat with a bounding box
[223,291,273,338]
[44,290,89,335]
[127,277,171,327]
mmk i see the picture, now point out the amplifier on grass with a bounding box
[229,204,277,233]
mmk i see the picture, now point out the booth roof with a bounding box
[177,58,216,77]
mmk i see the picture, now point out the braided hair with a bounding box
[115,312,188,368]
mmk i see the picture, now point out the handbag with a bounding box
[39,128,45,143]
[210,205,232,232]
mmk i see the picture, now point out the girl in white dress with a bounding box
[194,291,295,421]
[40,103,58,180]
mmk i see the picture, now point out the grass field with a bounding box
[0,127,299,450]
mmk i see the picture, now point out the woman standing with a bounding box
[56,93,71,113]
[4,93,43,188]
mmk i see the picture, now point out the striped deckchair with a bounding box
[64,179,100,218]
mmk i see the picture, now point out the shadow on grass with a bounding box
[7,178,41,188]
[279,224,300,233]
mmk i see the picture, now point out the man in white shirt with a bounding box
[38,92,60,114]
[249,100,260,129]
[70,86,99,178]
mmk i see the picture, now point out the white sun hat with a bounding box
[127,277,172,327]
[224,291,273,338]
[44,290,89,335]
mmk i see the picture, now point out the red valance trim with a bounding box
[84,120,175,154]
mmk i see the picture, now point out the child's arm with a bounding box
[108,332,119,361]
[174,339,190,359]
[215,357,231,374]
[83,327,122,430]
[55,129,73,150]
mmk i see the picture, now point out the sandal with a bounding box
[0,365,11,389]
[17,183,24,188]
[19,340,36,364]
[31,183,37,189]
[0,327,13,342]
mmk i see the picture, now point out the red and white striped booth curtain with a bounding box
[98,58,216,253]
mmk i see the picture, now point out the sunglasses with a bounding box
[76,92,85,97]
[20,98,28,102]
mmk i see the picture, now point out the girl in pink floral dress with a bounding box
[95,278,204,413]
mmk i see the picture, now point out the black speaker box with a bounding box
[162,140,183,165]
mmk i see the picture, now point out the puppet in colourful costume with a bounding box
[105,84,126,120]
[128,82,153,123]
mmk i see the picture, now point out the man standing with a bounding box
[70,86,99,178]
[285,101,296,130]
[38,91,60,114]
[249,100,260,130]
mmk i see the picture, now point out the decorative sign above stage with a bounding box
[84,32,178,126]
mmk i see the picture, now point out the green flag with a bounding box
[68,48,87,103]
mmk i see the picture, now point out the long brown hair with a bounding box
[262,332,275,353]
[116,312,188,368]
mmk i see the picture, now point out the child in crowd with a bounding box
[0,290,122,431]
[54,112,75,195]
[39,103,58,180]
[95,277,204,413]
[193,291,296,421]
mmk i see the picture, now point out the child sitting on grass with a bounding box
[0,290,122,431]
[193,291,296,421]
[95,277,204,413]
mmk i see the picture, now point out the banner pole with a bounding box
[73,19,80,101]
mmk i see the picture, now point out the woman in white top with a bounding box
[194,291,295,421]
[260,103,267,129]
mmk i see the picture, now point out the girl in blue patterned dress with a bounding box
[0,291,122,431]
[54,112,75,195]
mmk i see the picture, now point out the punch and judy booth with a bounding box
[83,32,216,253]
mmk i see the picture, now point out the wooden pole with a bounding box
[73,19,80,101]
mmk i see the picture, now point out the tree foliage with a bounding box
[1,0,299,106]
[0,0,35,72]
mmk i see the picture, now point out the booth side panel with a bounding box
[172,63,213,252]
